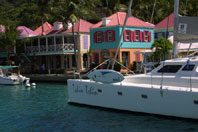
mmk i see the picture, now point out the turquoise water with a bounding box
[0,83,198,132]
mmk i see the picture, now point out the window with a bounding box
[158,65,182,73]
[108,31,113,41]
[94,31,104,43]
[83,36,88,49]
[126,30,130,41]
[124,30,132,41]
[135,30,140,41]
[182,64,195,71]
[141,94,148,99]
[105,30,115,42]
[144,31,149,42]
[97,32,102,42]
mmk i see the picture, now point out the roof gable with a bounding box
[91,12,154,28]
[17,26,38,36]
[34,22,53,35]
[62,19,93,33]
[155,13,174,30]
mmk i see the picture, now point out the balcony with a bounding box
[25,44,74,55]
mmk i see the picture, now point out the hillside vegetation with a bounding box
[0,0,197,29]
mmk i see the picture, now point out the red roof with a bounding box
[62,19,93,33]
[42,19,93,35]
[44,28,64,35]
[91,12,154,28]
[155,13,174,30]
[34,22,53,35]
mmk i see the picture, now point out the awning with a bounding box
[0,66,18,69]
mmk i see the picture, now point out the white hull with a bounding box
[68,79,198,119]
[0,76,20,85]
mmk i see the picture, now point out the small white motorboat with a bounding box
[0,66,30,85]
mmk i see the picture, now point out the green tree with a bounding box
[34,0,53,35]
[0,25,21,65]
[151,37,173,62]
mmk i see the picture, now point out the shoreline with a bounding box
[23,73,88,83]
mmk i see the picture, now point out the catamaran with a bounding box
[67,0,198,119]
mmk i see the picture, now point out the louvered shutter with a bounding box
[148,32,152,42]
[134,31,137,42]
[139,31,142,42]
[112,30,115,41]
[105,31,108,42]
[123,30,127,41]
[130,31,133,41]
[101,32,103,42]
[94,32,97,43]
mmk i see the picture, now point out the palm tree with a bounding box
[151,37,173,62]
[52,0,99,71]
[0,25,21,65]
[35,0,53,35]
[69,14,78,71]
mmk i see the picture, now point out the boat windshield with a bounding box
[157,65,182,73]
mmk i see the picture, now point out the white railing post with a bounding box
[54,36,56,51]
[62,36,64,51]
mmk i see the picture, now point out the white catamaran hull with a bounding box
[68,79,198,119]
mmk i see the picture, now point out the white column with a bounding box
[62,36,64,51]
[54,36,56,51]
[62,36,64,44]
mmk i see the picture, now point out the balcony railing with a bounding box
[25,44,74,54]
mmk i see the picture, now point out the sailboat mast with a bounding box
[173,0,180,58]
[111,0,133,70]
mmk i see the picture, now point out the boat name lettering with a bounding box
[86,87,98,95]
[73,85,84,93]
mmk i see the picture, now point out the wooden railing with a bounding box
[25,44,74,54]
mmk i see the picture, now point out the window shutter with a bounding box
[139,31,142,42]
[94,32,97,43]
[143,31,146,42]
[134,31,137,42]
[123,30,127,41]
[148,32,152,42]
[112,30,115,41]
[105,31,108,42]
[130,31,133,41]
